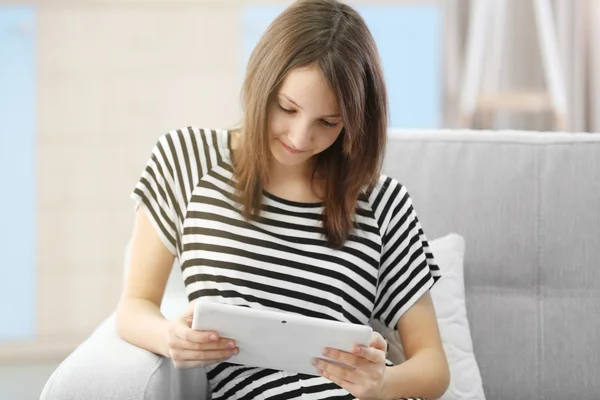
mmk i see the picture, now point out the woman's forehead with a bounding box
[279,66,340,114]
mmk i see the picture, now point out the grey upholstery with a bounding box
[39,313,209,400]
[41,129,600,399]
[382,130,600,399]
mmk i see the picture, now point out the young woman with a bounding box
[116,0,449,399]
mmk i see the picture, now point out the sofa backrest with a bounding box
[382,129,600,399]
[149,129,600,398]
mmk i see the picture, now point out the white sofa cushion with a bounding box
[375,233,486,400]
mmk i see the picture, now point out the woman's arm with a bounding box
[314,291,449,400]
[381,292,450,399]
[115,208,175,358]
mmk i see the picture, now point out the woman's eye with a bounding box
[321,120,339,128]
[278,104,295,114]
[277,103,338,127]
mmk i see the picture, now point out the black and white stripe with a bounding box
[131,127,440,399]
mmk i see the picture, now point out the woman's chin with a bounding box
[270,147,308,167]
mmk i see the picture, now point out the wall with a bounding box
[1,0,243,361]
[0,5,36,343]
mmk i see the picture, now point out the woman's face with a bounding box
[268,65,344,169]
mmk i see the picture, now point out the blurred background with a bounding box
[0,0,599,398]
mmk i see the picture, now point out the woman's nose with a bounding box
[288,122,312,150]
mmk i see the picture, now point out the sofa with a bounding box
[40,129,600,399]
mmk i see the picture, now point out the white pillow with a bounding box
[372,233,486,400]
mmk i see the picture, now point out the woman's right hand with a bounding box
[167,301,239,369]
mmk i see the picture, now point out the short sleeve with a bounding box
[130,133,183,256]
[372,179,441,330]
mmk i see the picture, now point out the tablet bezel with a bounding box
[191,301,373,376]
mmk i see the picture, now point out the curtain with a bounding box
[443,0,599,133]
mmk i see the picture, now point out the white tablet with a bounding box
[191,301,373,376]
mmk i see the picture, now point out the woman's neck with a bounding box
[268,156,315,184]
[265,157,324,203]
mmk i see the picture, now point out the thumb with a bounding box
[369,331,387,351]
[182,300,197,323]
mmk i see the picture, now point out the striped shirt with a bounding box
[131,127,440,400]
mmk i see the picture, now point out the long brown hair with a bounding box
[234,0,388,248]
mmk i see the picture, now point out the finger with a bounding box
[172,347,238,362]
[170,335,236,351]
[312,358,359,384]
[351,332,387,364]
[354,344,386,364]
[186,299,197,314]
[176,325,221,344]
[317,367,355,393]
[369,331,387,351]
[321,347,366,369]
[182,300,198,323]
[173,355,231,370]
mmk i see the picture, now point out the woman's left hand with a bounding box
[312,332,388,400]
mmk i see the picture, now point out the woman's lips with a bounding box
[280,140,305,154]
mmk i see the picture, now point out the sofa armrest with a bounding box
[40,313,209,400]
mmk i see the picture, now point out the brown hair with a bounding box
[234,0,388,248]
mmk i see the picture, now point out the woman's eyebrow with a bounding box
[278,93,341,118]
